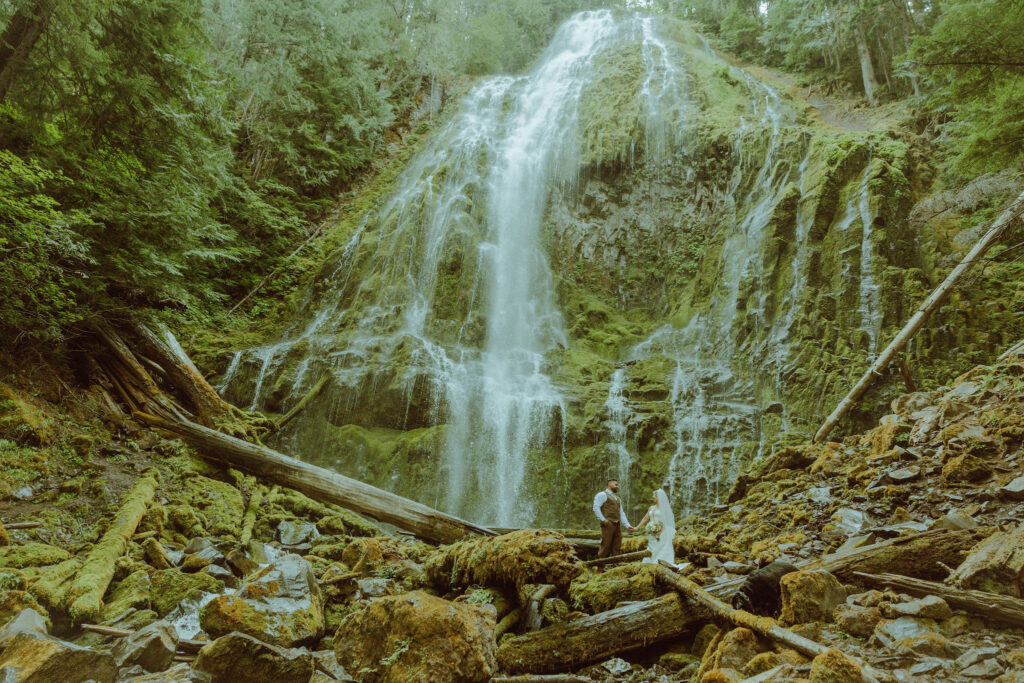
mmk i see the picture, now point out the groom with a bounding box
[593,479,635,559]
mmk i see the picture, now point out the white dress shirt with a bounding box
[593,489,631,527]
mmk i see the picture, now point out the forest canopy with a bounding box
[0,0,1021,344]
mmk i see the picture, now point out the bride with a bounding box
[637,489,677,567]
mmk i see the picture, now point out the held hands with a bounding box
[627,526,637,532]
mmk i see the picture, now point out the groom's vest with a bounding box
[601,491,621,524]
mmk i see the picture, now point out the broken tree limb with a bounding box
[814,189,1024,443]
[654,564,879,683]
[129,321,231,426]
[851,571,1024,628]
[496,593,709,674]
[132,411,494,545]
[66,471,159,622]
[583,550,650,567]
[274,373,330,432]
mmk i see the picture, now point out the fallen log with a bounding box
[583,550,650,568]
[129,321,232,426]
[132,411,494,545]
[654,564,877,683]
[495,593,709,674]
[3,521,42,530]
[814,189,1024,442]
[66,471,159,622]
[851,571,1024,628]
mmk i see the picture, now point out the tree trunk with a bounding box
[132,411,494,545]
[496,593,708,674]
[0,0,54,101]
[129,321,231,426]
[814,190,1024,442]
[854,19,880,105]
[852,571,1024,628]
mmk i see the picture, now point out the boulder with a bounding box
[0,543,70,569]
[809,648,862,683]
[779,570,846,624]
[942,453,992,483]
[150,569,224,616]
[0,608,47,647]
[568,564,659,613]
[334,591,497,683]
[948,523,1024,597]
[833,603,880,638]
[121,663,211,682]
[872,616,938,647]
[200,553,324,647]
[1000,476,1024,501]
[896,631,955,658]
[884,595,953,621]
[112,620,179,672]
[0,590,48,629]
[193,632,314,683]
[0,631,117,683]
[706,628,762,671]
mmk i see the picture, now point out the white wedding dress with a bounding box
[641,489,677,567]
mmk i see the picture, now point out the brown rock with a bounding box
[948,523,1024,597]
[942,453,992,483]
[0,631,117,683]
[897,631,954,658]
[699,670,741,683]
[780,570,846,625]
[742,651,784,676]
[884,595,953,620]
[334,591,496,683]
[834,603,881,638]
[193,632,313,683]
[809,648,862,683]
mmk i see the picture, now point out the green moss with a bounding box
[0,543,70,569]
[150,569,225,616]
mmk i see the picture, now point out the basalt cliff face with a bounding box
[212,11,1023,528]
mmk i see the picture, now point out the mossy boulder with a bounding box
[0,590,49,630]
[101,569,152,620]
[568,564,661,613]
[809,648,862,683]
[193,632,314,683]
[942,452,992,483]
[0,543,70,569]
[172,475,245,537]
[334,590,497,683]
[150,569,224,616]
[200,553,324,647]
[779,570,846,625]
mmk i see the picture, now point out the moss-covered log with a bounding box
[496,593,708,674]
[426,530,583,592]
[65,471,159,622]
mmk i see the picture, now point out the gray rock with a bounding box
[0,631,118,683]
[722,561,754,574]
[276,520,319,548]
[356,577,395,599]
[0,608,47,648]
[872,617,937,647]
[112,620,179,672]
[121,663,211,682]
[599,657,633,676]
[312,651,354,682]
[909,658,946,675]
[932,512,979,530]
[961,658,1003,678]
[886,466,922,483]
[193,632,314,683]
[832,508,868,536]
[1000,476,1024,501]
[886,595,953,621]
[956,647,1000,669]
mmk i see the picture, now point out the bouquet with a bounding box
[643,520,663,536]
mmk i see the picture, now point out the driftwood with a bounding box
[655,564,877,683]
[814,189,1024,442]
[3,521,42,530]
[66,472,159,622]
[583,550,650,567]
[132,411,493,545]
[851,571,1024,628]
[129,321,231,426]
[495,593,709,674]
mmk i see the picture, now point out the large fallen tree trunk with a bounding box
[851,571,1024,628]
[132,411,494,545]
[128,321,232,426]
[496,593,708,674]
[814,189,1024,442]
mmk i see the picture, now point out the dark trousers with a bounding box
[598,520,621,558]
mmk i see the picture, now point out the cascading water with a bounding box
[222,11,691,526]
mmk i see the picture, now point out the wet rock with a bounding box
[225,549,258,578]
[150,568,224,616]
[112,620,178,672]
[311,651,353,682]
[0,631,117,683]
[193,632,314,683]
[1000,476,1024,501]
[872,616,937,647]
[277,520,319,548]
[884,595,953,620]
[962,658,1005,678]
[809,648,861,683]
[896,631,954,658]
[957,647,1000,669]
[932,512,979,530]
[120,663,211,682]
[834,603,881,638]
[200,553,324,647]
[201,564,238,588]
[0,608,46,647]
[335,590,497,683]
[356,577,397,599]
[779,570,846,625]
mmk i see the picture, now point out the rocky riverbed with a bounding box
[1,341,1024,682]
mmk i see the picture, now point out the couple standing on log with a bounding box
[593,478,677,567]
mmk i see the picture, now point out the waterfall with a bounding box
[603,368,634,509]
[856,160,881,354]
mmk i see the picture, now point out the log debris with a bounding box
[66,471,159,622]
[495,593,709,674]
[583,550,650,568]
[814,189,1024,442]
[852,571,1024,628]
[132,411,493,544]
